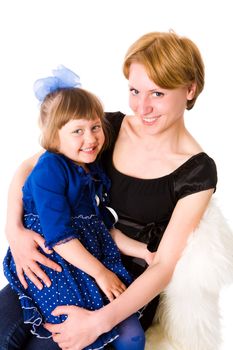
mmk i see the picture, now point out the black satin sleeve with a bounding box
[101,112,125,170]
[104,111,125,147]
[173,152,218,201]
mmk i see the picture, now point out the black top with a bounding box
[102,112,217,252]
[101,111,217,330]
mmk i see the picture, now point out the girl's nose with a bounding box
[84,130,96,143]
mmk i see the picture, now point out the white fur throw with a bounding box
[145,200,233,350]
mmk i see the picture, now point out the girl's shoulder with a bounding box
[34,151,84,181]
[38,151,78,170]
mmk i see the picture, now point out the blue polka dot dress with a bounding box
[3,151,133,349]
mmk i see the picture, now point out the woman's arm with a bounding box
[5,151,61,290]
[45,189,213,349]
[54,239,126,301]
[110,228,155,265]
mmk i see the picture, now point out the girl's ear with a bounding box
[187,83,197,100]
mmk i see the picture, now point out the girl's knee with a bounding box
[113,315,145,350]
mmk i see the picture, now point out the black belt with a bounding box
[118,216,168,252]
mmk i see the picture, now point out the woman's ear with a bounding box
[187,83,197,100]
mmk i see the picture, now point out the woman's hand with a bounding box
[44,306,103,350]
[8,226,61,289]
[95,269,126,301]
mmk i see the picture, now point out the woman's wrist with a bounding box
[94,306,116,335]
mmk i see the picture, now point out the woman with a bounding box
[1,31,231,350]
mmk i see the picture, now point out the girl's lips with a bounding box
[80,146,98,154]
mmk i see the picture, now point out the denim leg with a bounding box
[0,284,60,350]
[24,336,60,350]
[0,284,31,350]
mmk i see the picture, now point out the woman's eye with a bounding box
[130,88,139,96]
[152,91,164,97]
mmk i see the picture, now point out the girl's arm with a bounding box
[54,240,126,301]
[5,151,61,290]
[110,228,155,265]
[45,188,213,349]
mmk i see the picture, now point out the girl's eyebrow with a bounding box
[72,120,101,128]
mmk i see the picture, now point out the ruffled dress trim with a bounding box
[4,157,128,348]
[19,293,120,349]
[13,210,126,348]
[19,294,52,339]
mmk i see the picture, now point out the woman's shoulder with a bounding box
[105,111,125,133]
[174,152,217,174]
[173,152,218,201]
[105,111,125,121]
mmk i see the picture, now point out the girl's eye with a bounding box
[152,91,164,97]
[92,124,102,132]
[73,129,83,135]
[130,88,139,96]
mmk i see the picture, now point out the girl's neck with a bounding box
[70,159,90,173]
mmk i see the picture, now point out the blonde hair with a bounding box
[123,31,205,110]
[39,88,109,152]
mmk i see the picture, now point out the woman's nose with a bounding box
[137,96,153,115]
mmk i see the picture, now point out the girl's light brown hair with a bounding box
[123,31,205,110]
[39,88,109,152]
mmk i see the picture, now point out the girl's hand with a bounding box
[144,249,157,266]
[44,306,103,350]
[8,226,61,289]
[95,269,126,301]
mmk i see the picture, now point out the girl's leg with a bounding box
[112,314,145,350]
[0,284,31,350]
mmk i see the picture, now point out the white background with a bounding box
[0,0,232,348]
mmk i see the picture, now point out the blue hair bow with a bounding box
[34,65,82,102]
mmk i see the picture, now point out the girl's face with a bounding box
[128,63,195,133]
[58,117,105,166]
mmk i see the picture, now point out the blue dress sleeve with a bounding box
[173,153,218,201]
[27,154,79,249]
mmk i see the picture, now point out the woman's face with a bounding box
[58,117,105,166]
[128,63,195,133]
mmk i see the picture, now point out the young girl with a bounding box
[3,66,151,350]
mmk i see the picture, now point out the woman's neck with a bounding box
[112,115,202,179]
[125,115,190,156]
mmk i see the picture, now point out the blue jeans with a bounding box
[0,284,59,350]
[0,284,145,350]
